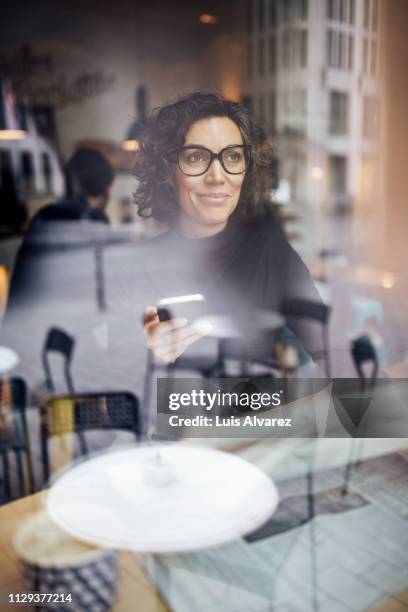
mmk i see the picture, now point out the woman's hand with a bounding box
[144,306,210,364]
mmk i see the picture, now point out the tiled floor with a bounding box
[144,448,408,612]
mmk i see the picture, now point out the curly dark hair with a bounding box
[134,92,272,224]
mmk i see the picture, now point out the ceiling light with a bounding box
[200,14,218,24]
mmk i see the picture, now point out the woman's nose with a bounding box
[205,159,226,182]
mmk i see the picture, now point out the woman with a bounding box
[135,92,322,367]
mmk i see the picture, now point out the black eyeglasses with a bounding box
[176,145,251,176]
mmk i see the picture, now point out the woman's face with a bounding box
[174,116,246,238]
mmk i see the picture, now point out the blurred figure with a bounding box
[33,148,113,225]
[4,148,114,314]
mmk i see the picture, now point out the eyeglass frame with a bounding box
[175,144,252,177]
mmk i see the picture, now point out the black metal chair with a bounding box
[0,377,34,501]
[341,336,379,495]
[351,335,378,389]
[40,391,140,483]
[281,298,332,378]
[42,327,75,393]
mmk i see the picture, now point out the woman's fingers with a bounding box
[149,324,207,364]
[144,305,213,363]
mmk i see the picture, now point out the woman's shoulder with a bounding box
[242,214,292,254]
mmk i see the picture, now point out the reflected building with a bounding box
[242,0,382,255]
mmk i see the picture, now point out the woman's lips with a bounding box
[196,193,230,204]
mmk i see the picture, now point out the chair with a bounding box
[351,335,378,389]
[42,327,75,393]
[341,337,379,495]
[40,391,140,482]
[0,377,34,501]
[281,298,332,378]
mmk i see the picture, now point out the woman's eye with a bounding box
[188,153,204,163]
[226,150,242,162]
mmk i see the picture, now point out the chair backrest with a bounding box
[0,376,27,415]
[42,327,75,393]
[282,298,331,324]
[351,335,378,387]
[0,377,28,449]
[41,391,140,482]
[282,298,332,377]
[0,377,33,499]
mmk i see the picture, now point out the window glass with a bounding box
[258,0,265,31]
[281,0,290,22]
[269,0,277,27]
[301,30,308,67]
[269,35,276,72]
[349,0,355,24]
[339,0,347,22]
[248,41,253,79]
[42,152,52,193]
[327,0,334,20]
[327,29,333,66]
[363,96,380,139]
[258,38,265,75]
[362,38,369,73]
[370,40,377,76]
[282,30,290,67]
[329,155,347,195]
[21,151,35,192]
[329,90,349,134]
[348,35,354,70]
[338,33,344,68]
[364,0,370,29]
[269,91,276,129]
[247,0,254,36]
[372,0,378,31]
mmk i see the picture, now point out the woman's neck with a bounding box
[178,216,227,239]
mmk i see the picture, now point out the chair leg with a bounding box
[77,432,89,457]
[1,451,11,500]
[142,352,154,432]
[42,354,54,392]
[306,465,315,520]
[342,438,359,495]
[22,412,35,494]
[323,327,331,379]
[14,449,25,498]
[41,428,50,485]
[65,363,75,394]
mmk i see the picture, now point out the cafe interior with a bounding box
[0,1,408,610]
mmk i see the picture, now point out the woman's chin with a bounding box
[198,205,235,227]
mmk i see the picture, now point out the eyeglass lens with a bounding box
[178,147,248,176]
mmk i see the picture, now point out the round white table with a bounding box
[47,445,279,553]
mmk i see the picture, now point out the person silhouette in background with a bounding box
[31,148,113,226]
[4,148,114,314]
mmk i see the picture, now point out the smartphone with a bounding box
[157,294,206,322]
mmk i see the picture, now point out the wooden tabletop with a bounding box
[0,492,169,611]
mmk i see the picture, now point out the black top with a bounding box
[139,217,323,362]
[32,195,109,225]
